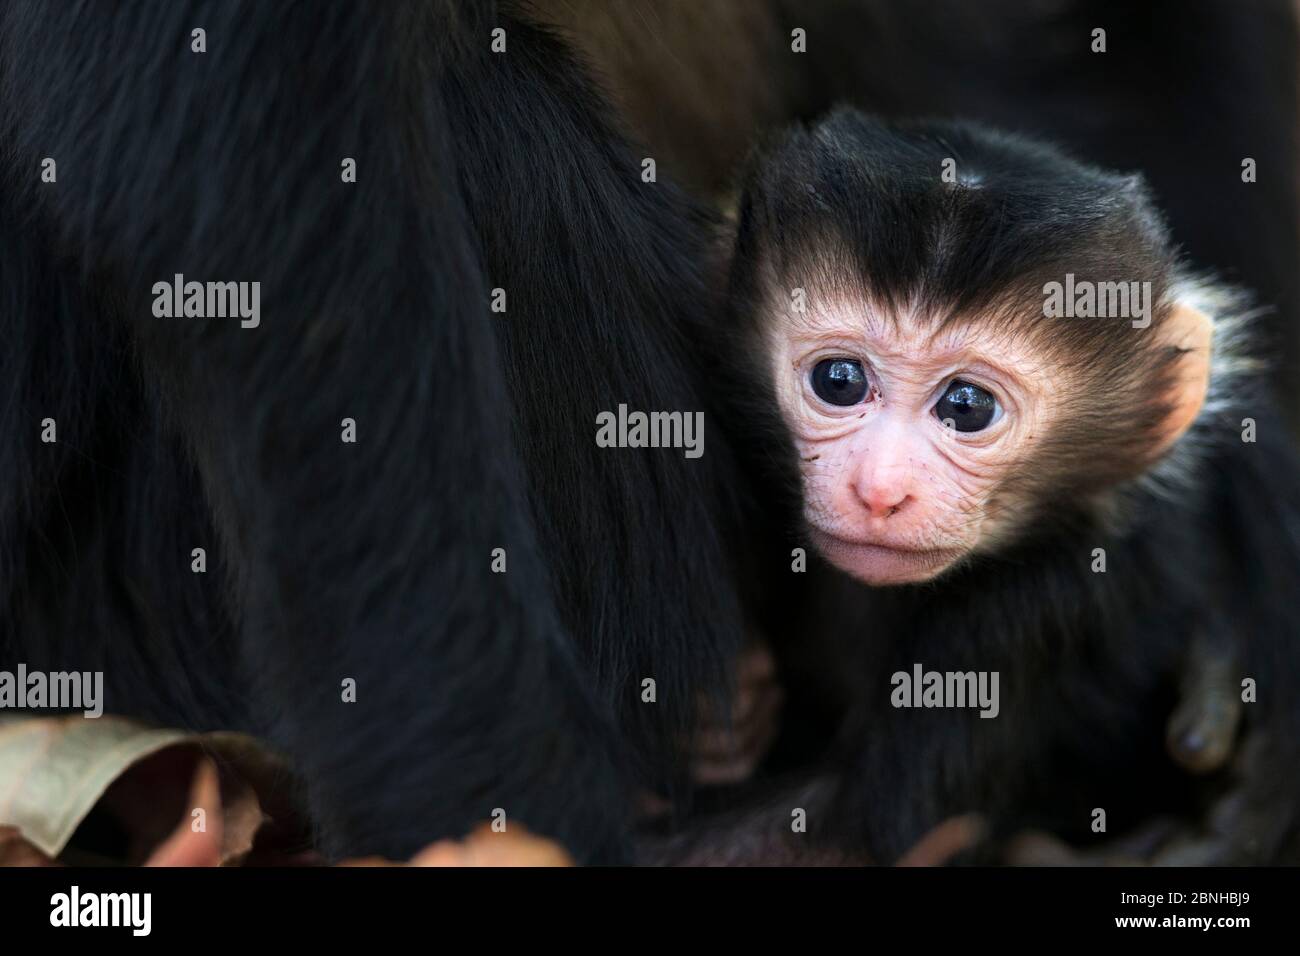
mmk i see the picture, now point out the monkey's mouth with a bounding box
[808,527,962,585]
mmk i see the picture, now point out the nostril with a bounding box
[853,466,912,519]
[863,493,909,520]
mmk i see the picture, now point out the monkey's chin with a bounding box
[809,528,961,586]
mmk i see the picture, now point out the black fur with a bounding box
[0,0,747,861]
[1,0,1296,867]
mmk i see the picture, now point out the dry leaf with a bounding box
[0,715,304,865]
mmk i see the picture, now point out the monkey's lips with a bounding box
[808,527,963,585]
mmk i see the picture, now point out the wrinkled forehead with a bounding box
[779,294,1049,374]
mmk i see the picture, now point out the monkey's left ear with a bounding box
[1150,302,1214,458]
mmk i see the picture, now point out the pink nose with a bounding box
[856,484,910,519]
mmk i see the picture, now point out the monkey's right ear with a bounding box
[1149,302,1214,459]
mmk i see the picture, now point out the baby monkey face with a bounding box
[769,299,1050,585]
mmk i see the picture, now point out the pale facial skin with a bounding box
[769,298,1053,585]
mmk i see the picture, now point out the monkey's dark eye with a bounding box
[934,380,998,432]
[810,358,869,406]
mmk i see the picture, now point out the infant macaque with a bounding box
[706,109,1298,863]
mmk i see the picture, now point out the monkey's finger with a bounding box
[145,758,223,867]
[694,683,783,757]
[737,682,785,742]
[696,664,778,727]
[896,815,985,867]
[1165,640,1242,775]
[1004,831,1091,866]
[690,701,783,786]
[1141,795,1253,865]
[735,666,780,711]
[727,663,779,727]
[1003,826,1170,867]
[414,823,574,867]
[690,708,780,776]
[1158,775,1291,865]
[1166,698,1241,774]
[693,678,783,752]
[736,641,778,683]
[1147,835,1233,866]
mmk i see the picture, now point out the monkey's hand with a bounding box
[688,641,784,787]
